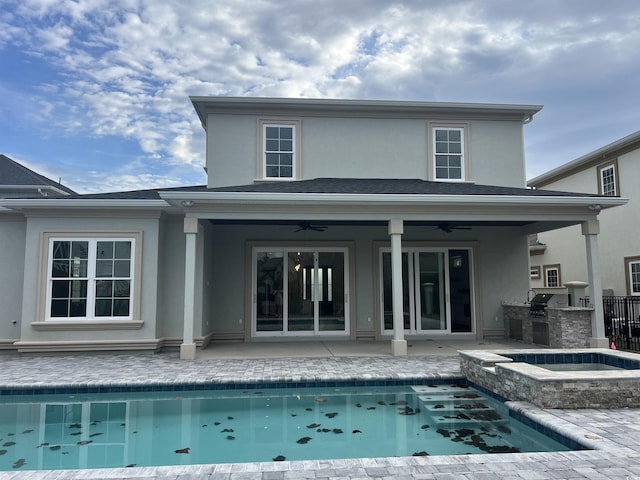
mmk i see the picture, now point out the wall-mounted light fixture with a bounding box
[181,200,195,208]
[588,204,601,212]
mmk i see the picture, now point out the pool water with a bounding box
[0,384,572,471]
[538,363,624,371]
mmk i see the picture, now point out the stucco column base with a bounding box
[180,343,197,360]
[590,337,610,349]
[391,339,408,356]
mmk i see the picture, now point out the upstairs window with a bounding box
[598,161,618,196]
[430,124,468,181]
[259,120,301,180]
[543,264,561,288]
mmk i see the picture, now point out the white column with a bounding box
[389,218,407,356]
[582,219,608,348]
[180,217,199,360]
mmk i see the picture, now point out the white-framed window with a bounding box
[598,161,618,196]
[429,123,469,181]
[625,256,640,296]
[45,236,136,321]
[530,266,540,279]
[258,119,301,180]
[543,264,561,288]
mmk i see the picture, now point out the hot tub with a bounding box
[460,348,640,408]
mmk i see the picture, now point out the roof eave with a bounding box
[529,130,640,187]
[190,96,543,129]
[160,191,628,209]
[0,198,171,210]
[0,185,73,196]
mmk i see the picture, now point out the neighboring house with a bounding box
[0,154,76,198]
[529,131,639,296]
[0,98,626,359]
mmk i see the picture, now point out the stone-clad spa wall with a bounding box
[460,349,640,408]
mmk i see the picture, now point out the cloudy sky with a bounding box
[1,0,639,193]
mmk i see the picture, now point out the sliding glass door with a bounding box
[380,247,473,335]
[254,247,348,336]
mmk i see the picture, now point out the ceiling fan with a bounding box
[434,222,472,233]
[294,221,328,232]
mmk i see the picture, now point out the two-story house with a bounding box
[529,130,640,297]
[0,97,625,358]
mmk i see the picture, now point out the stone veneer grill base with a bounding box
[460,348,640,409]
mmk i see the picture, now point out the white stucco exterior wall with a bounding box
[0,216,26,343]
[205,114,528,188]
[18,214,162,342]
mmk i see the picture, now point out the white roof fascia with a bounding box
[160,191,628,209]
[0,199,170,209]
[0,185,71,196]
[191,97,543,127]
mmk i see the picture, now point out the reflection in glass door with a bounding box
[417,251,447,331]
[254,248,348,336]
[381,248,473,334]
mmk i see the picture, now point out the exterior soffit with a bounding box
[190,97,543,126]
[180,201,606,224]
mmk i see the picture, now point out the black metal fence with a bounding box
[604,296,640,351]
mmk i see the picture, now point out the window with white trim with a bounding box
[47,237,135,320]
[598,162,618,196]
[543,264,561,288]
[430,124,468,181]
[260,121,299,180]
[530,266,540,279]
[625,256,640,296]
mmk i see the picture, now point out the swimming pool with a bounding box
[0,383,577,471]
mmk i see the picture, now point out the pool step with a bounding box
[411,386,508,430]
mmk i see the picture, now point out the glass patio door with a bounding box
[254,247,348,336]
[381,248,473,334]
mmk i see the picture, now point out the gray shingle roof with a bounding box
[13,177,603,201]
[204,177,600,197]
[0,154,76,195]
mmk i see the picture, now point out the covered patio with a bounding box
[160,178,627,360]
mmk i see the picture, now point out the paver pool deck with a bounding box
[0,339,639,479]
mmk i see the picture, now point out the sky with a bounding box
[1,0,639,194]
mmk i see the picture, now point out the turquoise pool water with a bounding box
[539,362,623,371]
[0,384,573,471]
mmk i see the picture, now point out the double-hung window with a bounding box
[47,237,135,320]
[625,256,640,296]
[598,161,618,196]
[543,264,561,288]
[260,120,300,180]
[430,124,468,181]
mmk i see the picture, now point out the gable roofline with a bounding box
[190,96,543,129]
[0,154,77,196]
[528,130,640,188]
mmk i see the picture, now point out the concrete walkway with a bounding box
[0,340,639,479]
[195,338,532,360]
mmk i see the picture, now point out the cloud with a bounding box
[1,0,640,189]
